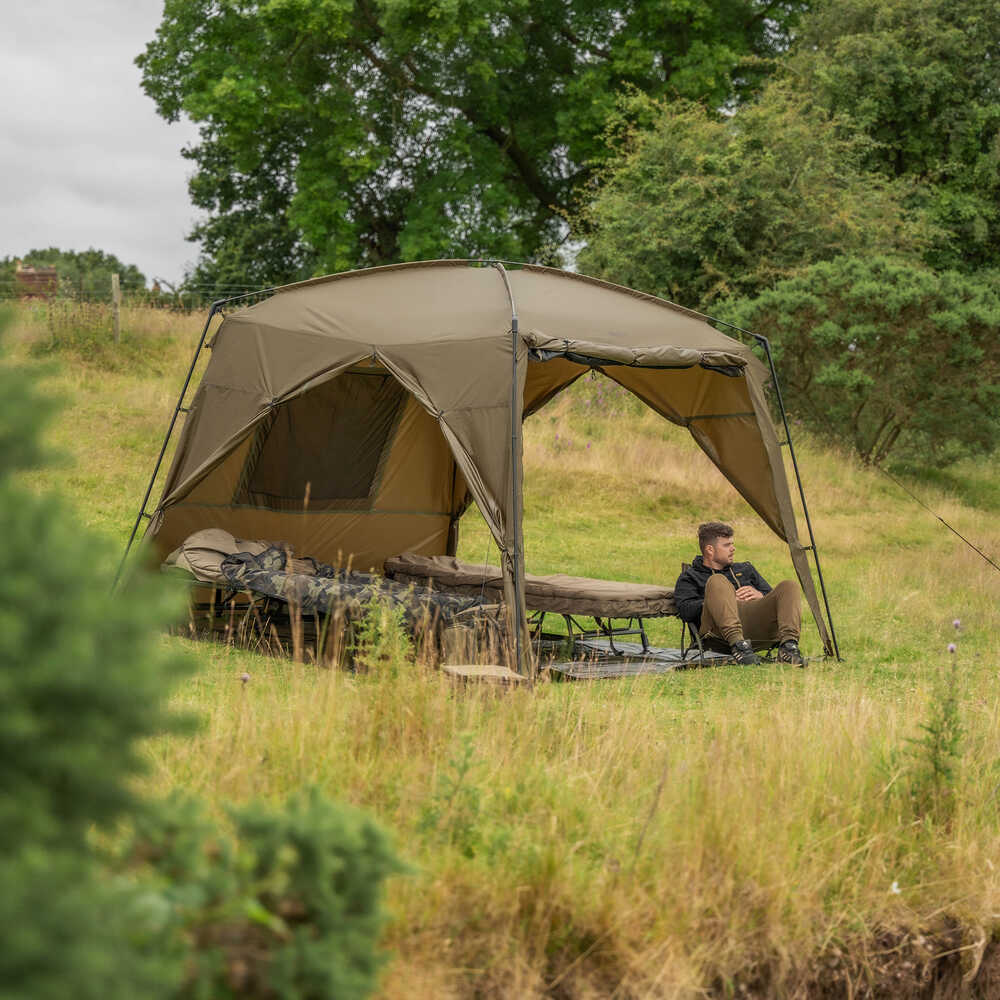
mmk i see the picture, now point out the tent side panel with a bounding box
[745,376,833,655]
[151,392,462,568]
[523,357,588,416]
[603,366,784,532]
[375,396,459,513]
[377,336,524,560]
[154,320,371,515]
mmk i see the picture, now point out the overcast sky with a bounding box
[1,0,201,285]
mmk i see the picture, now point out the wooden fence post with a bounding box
[111,272,121,344]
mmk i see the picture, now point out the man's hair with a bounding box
[698,521,734,552]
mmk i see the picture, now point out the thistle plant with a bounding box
[904,626,964,824]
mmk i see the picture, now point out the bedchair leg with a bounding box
[638,618,649,653]
[595,617,622,655]
[527,609,545,640]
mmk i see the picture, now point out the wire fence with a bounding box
[0,277,274,312]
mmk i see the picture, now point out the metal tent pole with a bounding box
[490,262,528,678]
[113,300,223,588]
[713,321,841,660]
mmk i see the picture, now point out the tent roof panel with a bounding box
[230,261,757,370]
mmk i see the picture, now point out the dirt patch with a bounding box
[500,924,1000,999]
[711,925,999,1000]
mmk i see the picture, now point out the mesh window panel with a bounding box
[235,372,407,511]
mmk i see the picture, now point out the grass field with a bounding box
[8,303,1000,997]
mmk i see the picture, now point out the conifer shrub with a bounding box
[719,255,1000,465]
[124,789,405,1000]
[0,310,193,996]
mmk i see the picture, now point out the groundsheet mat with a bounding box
[539,637,735,679]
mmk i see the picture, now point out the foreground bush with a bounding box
[125,790,404,999]
[0,313,193,995]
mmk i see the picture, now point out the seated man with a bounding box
[674,521,804,666]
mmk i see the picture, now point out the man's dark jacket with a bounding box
[673,556,772,626]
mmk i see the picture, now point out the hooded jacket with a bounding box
[673,555,772,625]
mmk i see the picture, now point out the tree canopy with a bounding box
[576,86,928,309]
[138,0,807,286]
[786,0,1000,272]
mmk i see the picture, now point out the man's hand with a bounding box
[735,585,764,602]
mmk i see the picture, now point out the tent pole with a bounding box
[113,301,222,588]
[510,312,525,678]
[750,332,841,660]
[490,262,528,678]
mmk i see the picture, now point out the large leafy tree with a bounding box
[138,0,808,285]
[785,0,1000,273]
[577,86,929,309]
[718,256,1000,465]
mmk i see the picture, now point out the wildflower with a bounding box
[952,618,961,630]
[586,442,591,450]
[947,643,956,654]
[241,672,251,685]
[890,880,901,894]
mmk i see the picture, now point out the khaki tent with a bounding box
[135,260,836,670]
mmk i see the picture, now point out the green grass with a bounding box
[7,303,1000,997]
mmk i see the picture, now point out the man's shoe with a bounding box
[730,639,760,665]
[777,639,804,666]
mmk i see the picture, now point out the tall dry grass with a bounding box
[3,300,219,535]
[147,360,1000,994]
[148,626,1000,997]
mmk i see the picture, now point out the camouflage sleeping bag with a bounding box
[219,545,483,633]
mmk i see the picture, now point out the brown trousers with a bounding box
[698,575,801,646]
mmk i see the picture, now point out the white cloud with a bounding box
[0,0,203,283]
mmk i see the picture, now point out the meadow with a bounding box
[8,301,1000,998]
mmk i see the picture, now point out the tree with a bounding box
[717,256,1000,465]
[577,85,929,309]
[785,0,1000,272]
[138,0,808,285]
[0,248,146,299]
